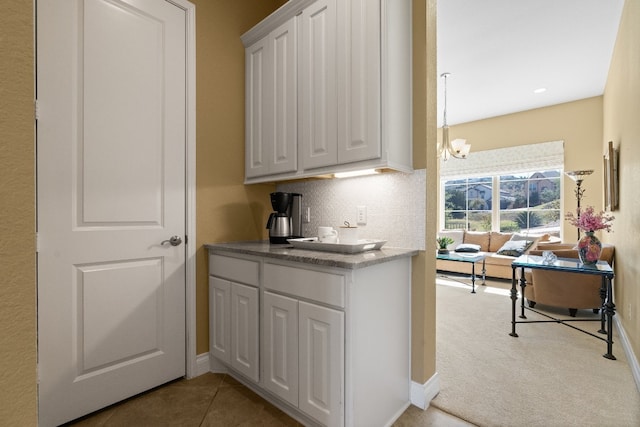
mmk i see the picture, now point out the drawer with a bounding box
[264,262,345,308]
[209,254,259,287]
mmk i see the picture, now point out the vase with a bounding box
[577,231,602,265]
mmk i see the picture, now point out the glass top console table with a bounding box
[509,254,616,360]
[436,251,486,293]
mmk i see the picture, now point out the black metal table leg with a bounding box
[598,275,607,334]
[481,259,486,286]
[519,266,527,319]
[470,262,476,293]
[510,266,519,337]
[603,276,616,360]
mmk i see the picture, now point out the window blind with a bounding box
[440,140,564,179]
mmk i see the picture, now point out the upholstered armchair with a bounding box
[522,243,615,317]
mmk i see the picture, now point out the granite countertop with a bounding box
[205,241,419,270]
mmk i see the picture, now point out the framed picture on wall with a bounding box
[604,140,619,211]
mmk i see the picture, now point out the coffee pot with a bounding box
[266,192,303,244]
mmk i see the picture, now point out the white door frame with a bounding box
[174,0,198,379]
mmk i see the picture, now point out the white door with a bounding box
[37,0,189,425]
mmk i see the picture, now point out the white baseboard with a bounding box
[410,372,440,410]
[194,352,231,376]
[195,352,211,377]
[614,317,640,393]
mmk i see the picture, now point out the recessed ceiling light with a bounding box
[533,87,547,94]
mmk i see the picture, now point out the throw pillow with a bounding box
[510,233,542,254]
[463,231,490,251]
[496,240,532,257]
[489,232,513,252]
[455,243,481,253]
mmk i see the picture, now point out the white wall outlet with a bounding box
[304,207,311,223]
[356,205,367,225]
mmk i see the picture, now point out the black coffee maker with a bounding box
[267,192,303,244]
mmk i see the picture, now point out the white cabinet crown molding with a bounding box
[241,0,318,47]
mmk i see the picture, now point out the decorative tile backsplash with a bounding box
[277,169,426,250]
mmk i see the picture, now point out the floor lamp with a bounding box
[565,169,594,239]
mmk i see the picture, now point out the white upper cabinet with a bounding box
[335,0,381,165]
[245,18,298,178]
[300,0,338,170]
[242,0,412,183]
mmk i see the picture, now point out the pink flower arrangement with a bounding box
[565,206,615,233]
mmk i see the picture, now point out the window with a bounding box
[444,177,492,230]
[443,170,561,236]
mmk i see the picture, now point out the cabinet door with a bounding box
[299,301,344,427]
[269,18,298,175]
[209,277,231,364]
[337,0,381,164]
[246,19,297,179]
[300,0,338,170]
[263,291,299,407]
[245,36,272,178]
[231,283,259,382]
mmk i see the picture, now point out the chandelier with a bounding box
[439,72,471,160]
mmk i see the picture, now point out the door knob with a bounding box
[161,236,182,246]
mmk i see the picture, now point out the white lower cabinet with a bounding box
[230,282,259,381]
[209,277,231,364]
[209,255,260,383]
[298,301,344,426]
[209,250,411,427]
[263,291,344,426]
[263,291,299,406]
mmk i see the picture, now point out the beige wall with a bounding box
[603,0,640,362]
[192,0,284,354]
[411,0,437,383]
[0,2,36,425]
[447,96,604,242]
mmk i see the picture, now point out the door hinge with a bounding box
[35,100,39,121]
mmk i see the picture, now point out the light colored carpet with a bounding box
[432,275,640,427]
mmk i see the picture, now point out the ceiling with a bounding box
[437,0,625,126]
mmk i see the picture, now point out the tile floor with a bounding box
[66,373,475,426]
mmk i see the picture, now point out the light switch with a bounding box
[356,206,367,225]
